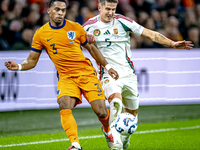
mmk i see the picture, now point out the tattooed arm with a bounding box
[141,28,194,50]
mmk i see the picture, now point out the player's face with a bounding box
[47,1,66,26]
[98,2,117,23]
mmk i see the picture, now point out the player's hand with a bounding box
[108,68,119,80]
[173,40,194,50]
[5,61,18,70]
[85,31,96,43]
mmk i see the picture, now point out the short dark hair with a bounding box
[48,0,67,8]
[98,0,118,6]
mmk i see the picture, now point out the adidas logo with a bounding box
[104,30,110,35]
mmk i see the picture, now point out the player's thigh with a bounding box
[57,77,82,105]
[122,74,139,110]
[100,76,122,99]
[80,74,105,103]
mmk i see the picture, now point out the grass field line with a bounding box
[0,125,199,148]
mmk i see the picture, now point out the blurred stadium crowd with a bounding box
[0,0,200,50]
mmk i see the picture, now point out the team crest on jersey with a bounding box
[93,29,101,36]
[67,31,76,40]
[104,79,110,84]
[113,27,118,35]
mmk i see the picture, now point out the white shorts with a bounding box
[100,74,139,110]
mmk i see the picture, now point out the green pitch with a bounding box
[0,104,200,150]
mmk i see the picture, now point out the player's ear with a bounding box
[98,5,101,12]
[47,8,51,14]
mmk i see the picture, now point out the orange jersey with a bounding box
[31,19,96,78]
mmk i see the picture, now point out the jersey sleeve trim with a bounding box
[31,48,42,53]
[81,40,88,46]
[114,14,133,23]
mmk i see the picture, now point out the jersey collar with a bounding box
[98,15,115,26]
[49,19,66,29]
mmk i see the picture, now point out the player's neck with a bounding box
[99,16,113,24]
[50,20,64,27]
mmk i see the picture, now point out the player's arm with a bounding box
[5,50,41,71]
[141,28,194,50]
[83,43,119,80]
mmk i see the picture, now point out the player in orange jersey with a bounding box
[4,0,119,150]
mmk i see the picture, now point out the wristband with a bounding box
[18,64,22,71]
[105,64,112,71]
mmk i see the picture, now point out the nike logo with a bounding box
[47,37,54,41]
[98,94,102,96]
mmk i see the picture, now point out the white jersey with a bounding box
[83,14,144,79]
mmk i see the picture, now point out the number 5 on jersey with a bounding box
[105,38,111,47]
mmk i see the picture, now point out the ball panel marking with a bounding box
[115,113,137,135]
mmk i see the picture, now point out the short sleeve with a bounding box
[31,29,43,53]
[131,20,144,36]
[116,14,144,36]
[77,23,88,46]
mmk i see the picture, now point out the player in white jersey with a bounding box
[84,14,142,78]
[83,0,193,149]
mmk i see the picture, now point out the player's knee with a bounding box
[124,108,138,117]
[57,96,75,110]
[57,98,66,110]
[96,108,108,118]
[91,100,108,118]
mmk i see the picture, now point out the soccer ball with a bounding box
[115,113,137,135]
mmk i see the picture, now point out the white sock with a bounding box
[136,115,138,122]
[110,121,122,145]
[109,98,122,125]
[72,142,81,148]
[122,134,131,142]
